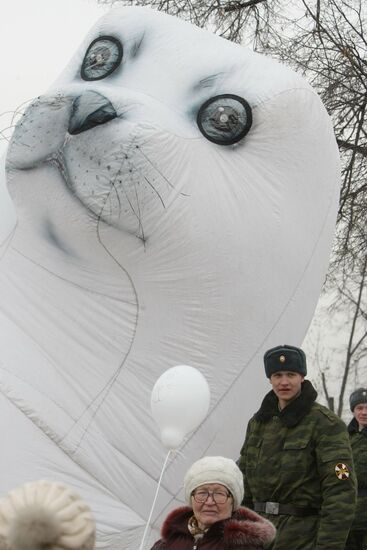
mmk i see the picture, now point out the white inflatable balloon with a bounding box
[0,6,340,549]
[151,365,210,449]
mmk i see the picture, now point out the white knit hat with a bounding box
[0,480,95,550]
[183,456,244,510]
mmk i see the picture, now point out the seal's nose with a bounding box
[68,90,117,135]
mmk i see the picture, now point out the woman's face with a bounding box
[191,483,233,528]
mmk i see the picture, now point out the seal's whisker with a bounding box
[120,182,141,224]
[0,110,24,120]
[10,98,34,126]
[119,140,147,234]
[132,175,145,241]
[144,176,166,209]
[106,172,122,214]
[113,178,123,210]
[135,144,175,190]
[124,139,167,210]
[0,129,14,142]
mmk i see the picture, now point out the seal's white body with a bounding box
[0,7,339,548]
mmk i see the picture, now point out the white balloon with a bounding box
[151,365,210,449]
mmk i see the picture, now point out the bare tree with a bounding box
[96,0,284,45]
[278,0,367,269]
[337,257,367,415]
[289,0,367,415]
[316,248,367,418]
[304,249,367,419]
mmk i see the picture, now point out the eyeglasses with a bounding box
[192,489,231,504]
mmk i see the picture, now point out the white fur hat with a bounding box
[183,456,244,510]
[0,480,95,550]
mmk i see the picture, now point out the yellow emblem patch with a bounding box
[335,463,350,480]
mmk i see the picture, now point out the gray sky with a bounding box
[0,0,105,153]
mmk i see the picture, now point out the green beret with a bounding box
[264,345,307,378]
[350,388,367,411]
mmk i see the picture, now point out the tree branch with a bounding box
[337,139,367,157]
[224,0,266,13]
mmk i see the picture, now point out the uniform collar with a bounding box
[348,417,367,436]
[255,379,317,427]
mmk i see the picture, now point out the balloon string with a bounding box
[138,449,173,550]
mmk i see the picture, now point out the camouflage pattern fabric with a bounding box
[239,380,357,550]
[345,530,367,550]
[345,419,367,549]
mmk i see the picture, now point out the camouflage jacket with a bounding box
[348,418,367,531]
[239,380,357,550]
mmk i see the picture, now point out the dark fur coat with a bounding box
[151,505,276,549]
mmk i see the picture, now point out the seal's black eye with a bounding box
[197,94,252,145]
[81,36,123,81]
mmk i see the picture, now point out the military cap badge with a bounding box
[264,345,307,378]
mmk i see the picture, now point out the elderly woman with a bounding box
[151,456,275,549]
[0,480,95,550]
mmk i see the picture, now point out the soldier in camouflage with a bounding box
[345,388,367,549]
[238,344,357,550]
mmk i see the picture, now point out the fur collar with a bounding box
[254,379,317,427]
[160,505,276,547]
[348,417,367,436]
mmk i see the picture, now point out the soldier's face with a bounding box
[354,403,367,428]
[270,371,304,409]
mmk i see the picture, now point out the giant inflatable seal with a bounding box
[0,7,339,548]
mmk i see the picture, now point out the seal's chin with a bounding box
[7,95,182,240]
